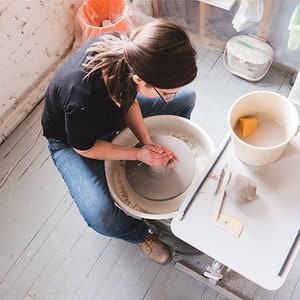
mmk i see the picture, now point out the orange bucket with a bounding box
[77,0,129,42]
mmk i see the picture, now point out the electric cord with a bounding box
[0,127,43,187]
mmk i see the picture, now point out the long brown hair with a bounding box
[83,19,197,111]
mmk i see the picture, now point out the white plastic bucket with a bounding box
[288,3,300,50]
[228,91,299,166]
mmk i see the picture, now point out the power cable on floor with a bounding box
[0,127,42,187]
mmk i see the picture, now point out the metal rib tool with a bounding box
[178,133,231,221]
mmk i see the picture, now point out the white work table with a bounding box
[171,133,300,291]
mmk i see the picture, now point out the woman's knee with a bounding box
[177,86,196,109]
[171,86,196,119]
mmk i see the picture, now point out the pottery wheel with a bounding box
[125,135,195,201]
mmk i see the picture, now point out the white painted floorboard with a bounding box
[0,35,299,300]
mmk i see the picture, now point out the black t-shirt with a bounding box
[41,35,125,150]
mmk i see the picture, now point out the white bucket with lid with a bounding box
[224,35,273,81]
[228,91,299,166]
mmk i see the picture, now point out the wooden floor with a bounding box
[1,34,299,300]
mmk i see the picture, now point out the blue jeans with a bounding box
[47,87,195,243]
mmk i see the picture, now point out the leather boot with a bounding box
[138,233,172,265]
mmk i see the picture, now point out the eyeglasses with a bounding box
[153,87,177,103]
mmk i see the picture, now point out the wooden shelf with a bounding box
[197,0,236,11]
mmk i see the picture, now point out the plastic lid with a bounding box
[289,3,300,30]
[288,3,300,50]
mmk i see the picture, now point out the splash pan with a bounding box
[126,135,195,201]
[105,115,215,219]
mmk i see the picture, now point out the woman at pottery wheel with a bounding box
[42,19,197,265]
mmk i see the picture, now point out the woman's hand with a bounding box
[137,144,179,167]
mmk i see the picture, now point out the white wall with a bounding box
[156,0,300,72]
[0,0,84,145]
[1,0,299,144]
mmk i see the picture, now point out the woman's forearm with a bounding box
[74,139,139,161]
[74,139,174,166]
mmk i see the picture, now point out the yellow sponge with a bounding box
[239,117,258,137]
